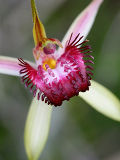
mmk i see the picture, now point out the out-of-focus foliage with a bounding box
[0,0,120,160]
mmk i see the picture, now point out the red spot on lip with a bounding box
[18,33,94,106]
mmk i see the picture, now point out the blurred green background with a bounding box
[0,0,120,160]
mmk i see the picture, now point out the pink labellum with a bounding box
[18,34,94,106]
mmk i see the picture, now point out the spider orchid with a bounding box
[0,0,120,160]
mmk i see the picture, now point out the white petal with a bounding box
[79,80,120,121]
[24,97,53,160]
[57,0,103,57]
[0,56,36,77]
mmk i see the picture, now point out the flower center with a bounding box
[43,43,56,54]
[42,58,56,70]
[33,39,62,71]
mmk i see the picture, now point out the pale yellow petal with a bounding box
[79,80,120,121]
[24,97,52,160]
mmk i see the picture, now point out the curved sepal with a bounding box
[58,0,103,57]
[0,56,21,76]
[0,56,36,77]
[79,80,120,121]
[24,97,53,160]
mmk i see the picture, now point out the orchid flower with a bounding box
[0,0,120,160]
